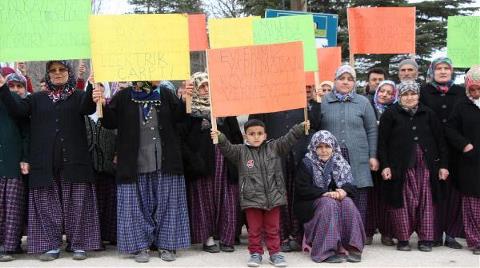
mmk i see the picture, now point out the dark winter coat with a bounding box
[378,103,448,208]
[179,116,243,183]
[100,85,186,183]
[0,84,96,188]
[218,123,305,210]
[445,97,480,197]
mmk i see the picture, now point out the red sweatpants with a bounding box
[245,206,280,255]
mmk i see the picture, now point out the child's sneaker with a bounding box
[269,253,287,267]
[247,253,262,267]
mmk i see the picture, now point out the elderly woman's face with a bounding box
[400,91,419,109]
[48,62,69,86]
[377,84,395,105]
[334,73,355,94]
[8,81,26,98]
[434,63,452,84]
[468,85,480,100]
[198,82,209,97]
[316,143,333,161]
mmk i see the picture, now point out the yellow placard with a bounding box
[208,16,260,49]
[90,14,190,82]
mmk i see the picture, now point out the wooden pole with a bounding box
[314,71,321,103]
[205,50,218,144]
[303,107,309,135]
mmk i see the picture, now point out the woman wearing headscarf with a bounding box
[92,78,190,263]
[85,82,118,246]
[180,72,243,253]
[310,65,379,234]
[294,130,365,263]
[0,73,29,262]
[365,80,398,245]
[0,61,101,261]
[420,57,466,249]
[445,66,480,255]
[378,80,449,252]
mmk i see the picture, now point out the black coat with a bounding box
[420,84,466,125]
[179,116,243,183]
[420,83,466,187]
[378,103,448,208]
[293,160,356,224]
[445,97,480,197]
[101,85,185,183]
[0,84,96,188]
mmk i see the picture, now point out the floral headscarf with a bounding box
[333,65,356,102]
[373,80,398,116]
[191,72,211,119]
[427,57,454,93]
[304,130,353,189]
[465,65,480,109]
[397,80,420,115]
[45,60,76,103]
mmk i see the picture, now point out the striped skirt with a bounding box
[0,177,25,252]
[27,177,102,254]
[462,196,480,248]
[187,146,239,246]
[95,172,117,243]
[303,197,365,262]
[389,145,435,242]
[117,172,190,254]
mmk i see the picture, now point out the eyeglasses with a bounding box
[48,68,68,74]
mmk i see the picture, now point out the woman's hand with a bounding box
[92,85,105,105]
[369,158,379,171]
[181,80,194,103]
[439,168,449,181]
[463,143,474,153]
[336,188,347,200]
[381,167,392,180]
[20,162,30,175]
[322,191,340,200]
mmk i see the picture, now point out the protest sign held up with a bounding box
[447,16,480,68]
[208,17,259,49]
[0,0,91,61]
[207,42,306,117]
[188,14,209,51]
[348,7,416,55]
[253,15,318,72]
[89,14,190,82]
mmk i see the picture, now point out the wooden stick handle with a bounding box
[303,108,309,135]
[186,94,192,113]
[211,116,218,144]
[94,83,103,118]
[314,71,321,103]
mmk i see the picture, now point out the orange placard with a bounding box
[317,47,342,81]
[208,42,306,117]
[188,14,208,51]
[348,7,415,54]
[305,72,315,86]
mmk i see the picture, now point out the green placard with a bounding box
[253,15,318,72]
[447,16,480,68]
[0,0,91,61]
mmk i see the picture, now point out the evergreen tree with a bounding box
[128,0,203,14]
